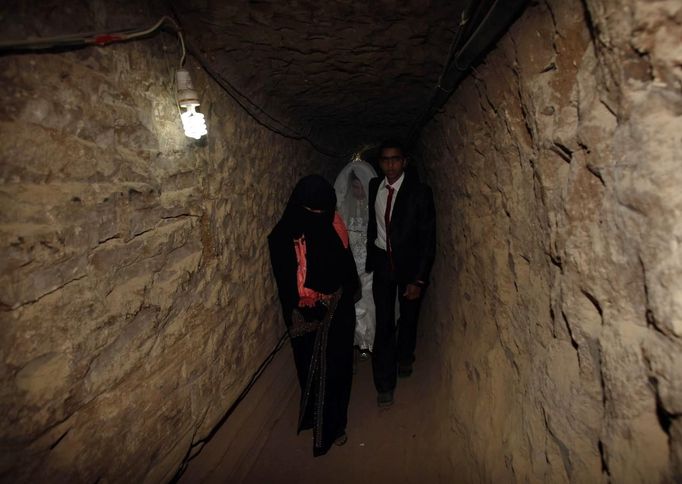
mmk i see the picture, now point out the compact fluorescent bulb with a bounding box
[180,105,207,139]
[176,69,207,139]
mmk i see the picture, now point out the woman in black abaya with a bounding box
[268,175,360,456]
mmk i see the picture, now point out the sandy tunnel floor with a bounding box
[183,328,453,483]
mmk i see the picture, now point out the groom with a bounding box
[365,140,436,407]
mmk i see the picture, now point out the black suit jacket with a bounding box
[365,174,436,285]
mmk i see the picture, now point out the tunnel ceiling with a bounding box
[172,1,468,145]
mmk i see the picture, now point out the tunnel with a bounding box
[1,0,681,482]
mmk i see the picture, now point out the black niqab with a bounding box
[269,175,347,295]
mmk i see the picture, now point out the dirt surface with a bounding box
[241,331,451,484]
[181,326,453,483]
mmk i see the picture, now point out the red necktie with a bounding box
[384,185,395,271]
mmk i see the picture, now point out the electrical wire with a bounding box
[0,15,181,54]
[169,331,290,483]
[435,4,474,93]
[178,31,186,67]
[451,0,501,72]
[406,0,516,145]
[181,40,352,158]
[0,13,350,158]
[406,1,477,142]
[165,3,351,158]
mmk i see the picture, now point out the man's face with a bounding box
[379,147,406,184]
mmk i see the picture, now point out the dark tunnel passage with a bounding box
[1,1,681,483]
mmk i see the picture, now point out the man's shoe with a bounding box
[398,363,413,378]
[377,391,394,408]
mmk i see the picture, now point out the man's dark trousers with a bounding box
[371,247,422,393]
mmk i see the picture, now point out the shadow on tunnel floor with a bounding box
[181,325,452,483]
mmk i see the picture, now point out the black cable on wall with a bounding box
[407,0,530,146]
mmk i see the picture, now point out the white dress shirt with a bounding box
[374,172,405,250]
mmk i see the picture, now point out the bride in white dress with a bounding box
[334,159,377,357]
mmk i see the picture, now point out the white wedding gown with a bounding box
[334,160,377,352]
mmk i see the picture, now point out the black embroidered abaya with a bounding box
[268,175,360,456]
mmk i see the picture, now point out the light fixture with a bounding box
[175,69,207,139]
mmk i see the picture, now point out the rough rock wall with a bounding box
[418,0,682,482]
[0,4,336,482]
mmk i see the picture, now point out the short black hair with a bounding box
[379,139,407,156]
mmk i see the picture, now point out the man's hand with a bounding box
[403,283,422,301]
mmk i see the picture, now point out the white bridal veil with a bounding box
[334,159,377,351]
